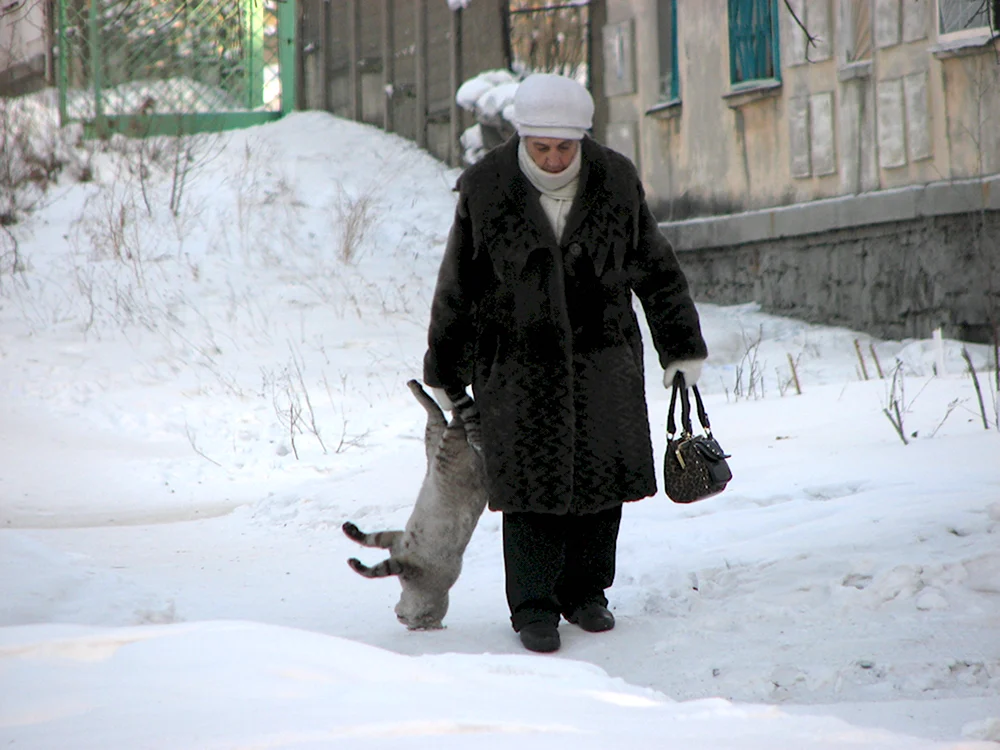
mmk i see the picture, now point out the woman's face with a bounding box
[524,137,580,174]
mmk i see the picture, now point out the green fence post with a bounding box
[247,0,264,109]
[88,0,103,135]
[278,0,297,115]
[57,0,68,126]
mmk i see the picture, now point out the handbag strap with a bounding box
[667,371,713,438]
[666,372,679,435]
[692,384,712,434]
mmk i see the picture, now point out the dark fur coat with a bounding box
[423,135,707,515]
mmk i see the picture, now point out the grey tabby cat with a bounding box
[342,379,487,630]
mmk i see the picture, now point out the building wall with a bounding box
[679,210,999,343]
[600,0,999,343]
[298,0,508,165]
[663,176,1000,343]
[0,0,51,95]
[602,0,1000,217]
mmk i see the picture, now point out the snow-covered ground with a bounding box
[1,98,999,749]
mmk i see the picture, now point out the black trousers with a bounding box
[502,505,622,631]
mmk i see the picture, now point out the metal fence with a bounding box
[56,0,296,137]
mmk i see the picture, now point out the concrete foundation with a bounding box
[663,175,1000,344]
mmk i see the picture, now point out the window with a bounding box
[937,0,998,36]
[657,0,679,101]
[845,0,873,62]
[728,0,781,86]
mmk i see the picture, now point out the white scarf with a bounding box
[517,139,581,243]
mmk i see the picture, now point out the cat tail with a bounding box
[407,380,447,425]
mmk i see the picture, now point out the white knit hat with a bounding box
[512,73,594,140]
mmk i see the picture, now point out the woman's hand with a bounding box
[663,359,705,388]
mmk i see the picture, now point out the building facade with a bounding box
[600,0,999,343]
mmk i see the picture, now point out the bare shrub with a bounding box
[881,360,936,445]
[264,355,370,460]
[267,349,336,460]
[0,224,23,285]
[883,362,910,445]
[167,131,223,217]
[0,96,67,226]
[103,129,223,219]
[225,139,300,263]
[332,184,379,264]
[777,352,802,396]
[734,325,765,400]
[962,346,996,431]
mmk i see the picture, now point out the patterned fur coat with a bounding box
[423,135,707,515]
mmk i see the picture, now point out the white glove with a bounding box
[663,358,705,388]
[430,387,455,411]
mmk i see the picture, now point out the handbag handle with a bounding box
[667,371,713,438]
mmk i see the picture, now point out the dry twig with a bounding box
[962,346,991,430]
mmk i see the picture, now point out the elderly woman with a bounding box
[424,73,707,653]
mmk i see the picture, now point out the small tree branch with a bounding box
[184,424,223,467]
[787,352,802,395]
[782,0,820,59]
[882,407,909,445]
[854,339,870,380]
[868,343,885,379]
[962,346,990,430]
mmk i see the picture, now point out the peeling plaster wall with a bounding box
[600,0,1000,217]
[0,2,46,71]
[600,0,1000,341]
[0,0,49,94]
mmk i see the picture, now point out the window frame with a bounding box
[727,0,782,89]
[843,0,874,64]
[935,0,999,41]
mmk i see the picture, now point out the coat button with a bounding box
[567,243,582,257]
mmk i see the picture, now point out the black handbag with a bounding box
[663,372,732,503]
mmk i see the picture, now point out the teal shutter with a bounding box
[657,0,680,101]
[728,0,780,85]
[670,0,679,100]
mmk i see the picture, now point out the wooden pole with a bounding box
[415,0,427,148]
[45,0,57,85]
[319,0,330,111]
[382,0,394,132]
[449,7,463,165]
[349,0,362,121]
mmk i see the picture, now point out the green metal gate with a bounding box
[57,0,296,137]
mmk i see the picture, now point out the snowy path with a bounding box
[3,393,998,742]
[2,107,998,748]
[0,401,253,528]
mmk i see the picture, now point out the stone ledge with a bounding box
[722,80,783,109]
[929,32,1000,59]
[659,174,1000,251]
[645,99,681,120]
[838,60,873,82]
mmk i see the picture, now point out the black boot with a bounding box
[565,602,615,632]
[518,622,561,652]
